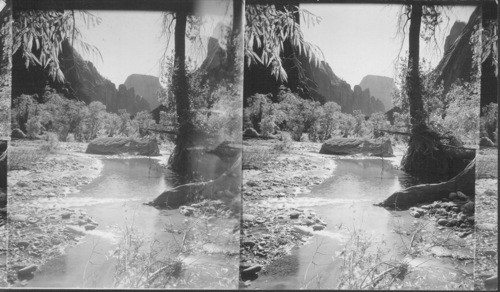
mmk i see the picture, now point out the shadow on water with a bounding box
[25,157,236,288]
[253,158,472,290]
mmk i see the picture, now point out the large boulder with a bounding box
[319,138,394,157]
[86,137,160,156]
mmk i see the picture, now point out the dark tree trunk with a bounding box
[169,9,194,177]
[406,4,426,132]
[174,10,189,128]
[380,159,475,210]
[399,4,473,180]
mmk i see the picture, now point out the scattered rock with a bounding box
[456,191,469,200]
[17,241,30,249]
[484,276,498,290]
[410,210,421,218]
[16,181,28,187]
[84,224,97,231]
[430,246,453,257]
[64,226,85,236]
[17,265,38,278]
[241,265,262,276]
[312,225,325,231]
[289,212,300,219]
[9,214,28,222]
[179,206,195,217]
[484,189,497,197]
[242,214,256,222]
[242,241,255,248]
[293,225,312,236]
[61,212,72,219]
[315,218,327,225]
[477,223,497,231]
[246,181,258,187]
[437,218,448,226]
[462,201,474,215]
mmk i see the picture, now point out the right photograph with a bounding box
[241,1,495,290]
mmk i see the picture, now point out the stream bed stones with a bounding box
[7,141,103,285]
[241,140,335,284]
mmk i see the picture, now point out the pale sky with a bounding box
[76,0,231,86]
[77,4,476,88]
[301,4,477,86]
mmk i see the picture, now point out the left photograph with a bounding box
[7,0,243,288]
[0,0,12,287]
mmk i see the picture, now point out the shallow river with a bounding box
[26,158,237,288]
[252,158,473,290]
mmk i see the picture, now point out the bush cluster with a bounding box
[244,88,389,142]
[11,92,157,142]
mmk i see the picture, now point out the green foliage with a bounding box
[12,91,162,142]
[442,81,480,145]
[87,101,107,140]
[245,4,323,82]
[117,109,136,137]
[12,10,101,82]
[133,111,155,135]
[243,93,274,132]
[26,115,41,139]
[158,59,242,143]
[40,132,60,153]
[393,57,480,145]
[244,88,387,142]
[103,112,121,137]
[274,131,293,152]
[191,83,242,142]
[393,58,445,123]
[8,146,47,171]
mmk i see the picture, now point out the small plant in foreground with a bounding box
[39,132,60,153]
[8,147,46,170]
[274,132,293,152]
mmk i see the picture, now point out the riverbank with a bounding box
[8,139,239,288]
[7,140,103,285]
[240,139,408,287]
[241,139,337,283]
[241,138,476,289]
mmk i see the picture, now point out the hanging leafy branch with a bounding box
[12,10,101,82]
[245,4,324,82]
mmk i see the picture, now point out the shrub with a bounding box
[66,133,75,142]
[242,149,274,169]
[26,116,42,139]
[274,131,293,152]
[39,132,60,153]
[8,147,46,170]
[260,115,276,138]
